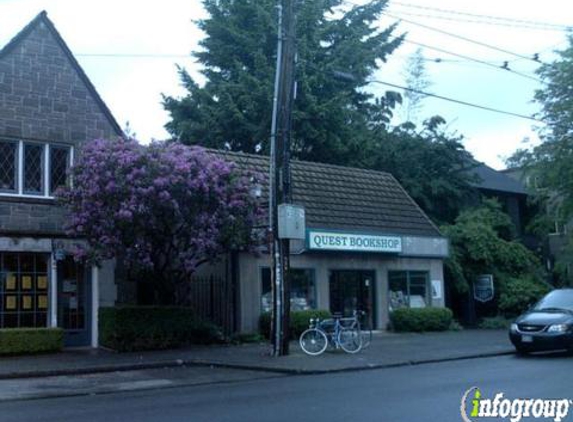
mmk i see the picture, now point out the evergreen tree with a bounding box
[163,0,403,165]
[401,48,432,124]
[366,117,478,225]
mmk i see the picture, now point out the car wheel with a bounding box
[514,345,530,356]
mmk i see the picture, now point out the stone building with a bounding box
[0,12,122,346]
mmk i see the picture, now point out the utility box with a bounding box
[278,204,306,240]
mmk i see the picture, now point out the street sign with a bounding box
[474,274,494,303]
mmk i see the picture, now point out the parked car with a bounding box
[509,288,573,354]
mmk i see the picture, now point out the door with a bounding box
[329,270,375,328]
[57,257,91,347]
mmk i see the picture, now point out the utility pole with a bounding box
[269,0,297,356]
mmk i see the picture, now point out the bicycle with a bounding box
[299,314,362,356]
[356,310,372,349]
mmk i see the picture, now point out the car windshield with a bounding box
[533,290,573,312]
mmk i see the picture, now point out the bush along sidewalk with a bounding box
[390,307,453,332]
[259,309,332,339]
[99,306,224,352]
[0,328,63,355]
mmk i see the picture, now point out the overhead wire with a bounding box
[385,9,571,32]
[388,1,572,31]
[382,11,545,64]
[395,37,544,84]
[366,79,544,123]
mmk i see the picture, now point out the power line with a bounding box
[383,12,545,64]
[367,79,544,123]
[389,1,572,31]
[76,53,192,58]
[386,9,571,32]
[397,37,544,84]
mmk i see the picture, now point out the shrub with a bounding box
[478,316,512,330]
[390,307,453,332]
[0,328,63,355]
[229,332,265,344]
[498,277,551,318]
[259,309,332,339]
[99,307,223,352]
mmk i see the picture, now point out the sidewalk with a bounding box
[0,329,514,379]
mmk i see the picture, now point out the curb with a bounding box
[0,349,515,380]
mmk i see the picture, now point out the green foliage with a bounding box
[99,307,223,352]
[390,307,453,332]
[229,332,266,344]
[506,36,573,286]
[441,199,543,294]
[498,277,551,318]
[164,0,403,165]
[402,48,432,124]
[259,309,332,339]
[477,316,512,330]
[0,328,63,355]
[366,119,478,224]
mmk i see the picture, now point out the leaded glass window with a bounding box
[0,141,17,192]
[23,143,44,194]
[50,146,70,194]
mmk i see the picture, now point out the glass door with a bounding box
[57,256,91,347]
[329,270,375,328]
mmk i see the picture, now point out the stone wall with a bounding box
[0,15,120,237]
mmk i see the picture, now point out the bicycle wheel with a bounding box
[299,328,328,356]
[338,327,362,354]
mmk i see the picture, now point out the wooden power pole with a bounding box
[269,0,297,357]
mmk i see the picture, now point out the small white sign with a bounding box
[307,230,402,253]
[431,280,443,300]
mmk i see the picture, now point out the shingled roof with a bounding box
[471,162,527,195]
[211,150,442,238]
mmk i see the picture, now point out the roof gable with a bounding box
[212,150,442,238]
[0,11,122,140]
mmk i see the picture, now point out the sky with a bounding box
[0,0,571,170]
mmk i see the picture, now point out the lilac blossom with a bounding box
[57,138,264,304]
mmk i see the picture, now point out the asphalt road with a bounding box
[1,352,572,422]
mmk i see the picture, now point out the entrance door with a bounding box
[57,257,91,347]
[329,270,375,328]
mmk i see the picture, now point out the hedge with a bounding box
[390,307,453,332]
[498,277,551,318]
[259,309,332,339]
[99,307,223,352]
[0,328,63,355]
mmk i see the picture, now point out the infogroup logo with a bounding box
[460,387,572,422]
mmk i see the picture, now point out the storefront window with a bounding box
[388,271,429,311]
[0,253,50,328]
[261,268,316,313]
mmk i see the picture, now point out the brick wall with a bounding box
[0,17,120,236]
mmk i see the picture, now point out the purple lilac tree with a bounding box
[58,138,262,304]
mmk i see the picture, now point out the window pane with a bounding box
[388,271,408,310]
[409,272,428,308]
[0,141,17,192]
[260,268,316,312]
[0,252,49,328]
[261,268,271,313]
[24,143,44,194]
[50,146,70,194]
[290,269,316,311]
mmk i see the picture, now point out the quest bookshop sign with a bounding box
[307,230,402,253]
